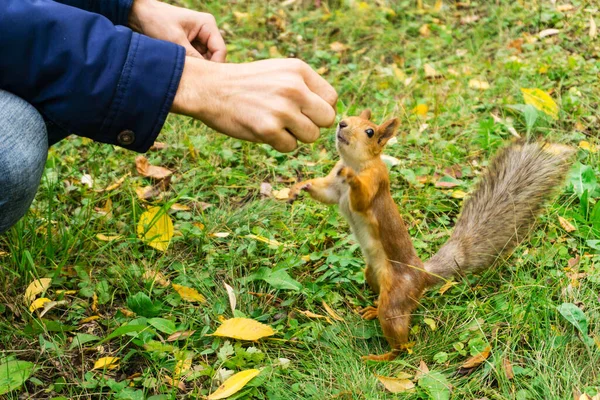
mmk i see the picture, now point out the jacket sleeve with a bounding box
[53,0,133,26]
[0,0,185,153]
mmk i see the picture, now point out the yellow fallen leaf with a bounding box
[424,63,441,78]
[162,374,186,390]
[173,351,194,379]
[322,301,344,322]
[93,357,120,370]
[376,374,415,393]
[451,190,467,199]
[102,173,130,192]
[433,0,443,12]
[24,278,52,304]
[298,309,332,324]
[412,104,429,116]
[468,79,490,90]
[558,216,576,232]
[579,141,597,153]
[170,203,191,211]
[118,307,136,317]
[0,250,8,257]
[95,199,112,216]
[233,11,249,23]
[272,188,290,200]
[555,4,574,12]
[245,234,288,248]
[55,290,77,295]
[329,41,349,52]
[423,317,437,331]
[207,369,260,400]
[29,297,51,312]
[461,345,491,369]
[80,315,100,324]
[91,292,98,313]
[172,283,206,303]
[419,24,430,37]
[209,318,275,341]
[137,207,174,252]
[96,234,123,242]
[521,88,559,119]
[439,280,459,294]
[591,16,597,39]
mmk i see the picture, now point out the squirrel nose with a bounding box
[338,120,348,128]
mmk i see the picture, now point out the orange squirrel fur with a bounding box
[289,109,572,361]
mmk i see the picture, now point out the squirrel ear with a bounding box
[378,118,399,144]
[359,109,372,120]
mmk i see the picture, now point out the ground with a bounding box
[1,0,599,399]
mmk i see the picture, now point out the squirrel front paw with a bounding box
[288,182,312,204]
[337,166,356,183]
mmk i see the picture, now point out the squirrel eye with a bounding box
[365,128,375,138]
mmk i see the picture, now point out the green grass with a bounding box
[1,0,600,399]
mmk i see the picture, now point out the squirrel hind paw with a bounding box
[359,306,378,320]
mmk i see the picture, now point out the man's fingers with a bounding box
[300,90,337,128]
[285,113,320,144]
[300,65,338,107]
[197,18,227,62]
[183,42,204,59]
[266,131,298,153]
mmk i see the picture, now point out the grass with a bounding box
[1,0,600,399]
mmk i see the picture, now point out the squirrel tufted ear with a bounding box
[359,109,372,120]
[378,118,399,144]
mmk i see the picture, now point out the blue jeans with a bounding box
[0,90,48,234]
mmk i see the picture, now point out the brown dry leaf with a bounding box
[135,156,172,180]
[419,24,430,37]
[163,375,186,391]
[224,282,237,313]
[260,182,273,197]
[322,301,344,322]
[96,234,123,242]
[149,142,168,151]
[568,255,580,268]
[559,216,576,232]
[461,345,491,369]
[469,79,490,90]
[170,203,191,211]
[376,374,415,393]
[414,360,430,381]
[167,330,196,342]
[209,318,275,341]
[135,177,171,201]
[460,15,480,24]
[439,280,459,294]
[298,309,332,324]
[435,180,459,188]
[93,357,120,371]
[142,270,171,287]
[80,315,101,324]
[424,64,442,79]
[101,173,130,192]
[172,283,206,303]
[118,307,136,317]
[508,38,524,53]
[272,188,290,200]
[330,41,350,52]
[24,278,52,304]
[502,358,514,379]
[207,369,260,400]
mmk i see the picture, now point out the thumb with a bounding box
[182,41,204,59]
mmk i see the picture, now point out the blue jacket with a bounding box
[0,0,185,152]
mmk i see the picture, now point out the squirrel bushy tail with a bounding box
[425,142,572,282]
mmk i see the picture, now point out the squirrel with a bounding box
[288,109,572,361]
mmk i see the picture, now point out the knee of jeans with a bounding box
[0,91,48,232]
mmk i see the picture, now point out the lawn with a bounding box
[1,0,599,399]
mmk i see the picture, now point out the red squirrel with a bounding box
[289,109,572,361]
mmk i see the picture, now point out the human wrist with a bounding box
[128,0,155,33]
[170,57,216,118]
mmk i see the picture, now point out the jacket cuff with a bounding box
[101,33,185,153]
[54,0,134,26]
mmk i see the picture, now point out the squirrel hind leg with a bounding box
[359,305,378,320]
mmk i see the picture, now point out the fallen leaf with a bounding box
[568,255,580,268]
[435,180,459,188]
[381,155,402,167]
[91,293,98,313]
[330,41,349,52]
[210,232,231,238]
[93,357,120,371]
[118,307,136,317]
[272,188,290,200]
[102,173,130,192]
[412,104,429,116]
[142,269,170,287]
[268,46,281,58]
[433,0,443,12]
[502,358,514,379]
[521,88,559,119]
[135,176,171,201]
[79,315,101,324]
[29,297,51,312]
[167,330,196,342]
[55,290,77,295]
[0,251,7,257]
[468,79,490,90]
[224,282,237,313]
[424,64,442,79]
[322,301,344,322]
[94,199,113,216]
[173,351,194,379]
[298,309,331,323]
[508,38,524,53]
[172,283,206,303]
[233,11,249,23]
[539,28,560,38]
[135,156,172,180]
[209,317,275,341]
[149,142,168,151]
[451,190,467,199]
[556,4,574,12]
[439,280,459,294]
[461,345,491,369]
[376,374,415,393]
[170,203,191,211]
[579,141,597,153]
[559,216,576,232]
[96,234,123,242]
[591,16,597,38]
[81,173,94,188]
[137,207,174,252]
[163,374,186,391]
[207,369,260,400]
[316,66,329,75]
[460,15,480,24]
[419,24,430,37]
[414,360,430,381]
[423,317,437,331]
[24,278,52,304]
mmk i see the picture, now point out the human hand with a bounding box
[128,0,226,62]
[171,57,338,153]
